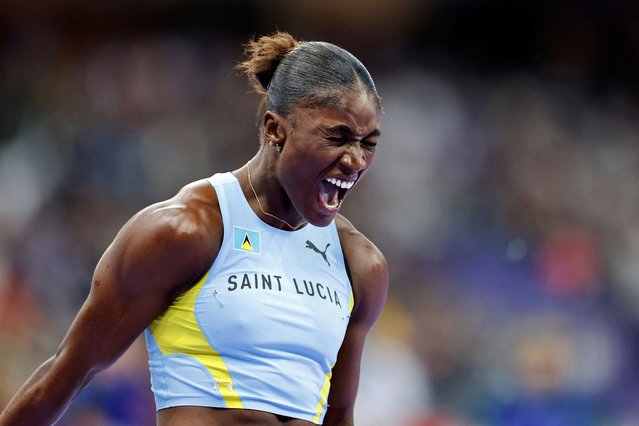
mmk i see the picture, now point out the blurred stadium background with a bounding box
[1,1,639,425]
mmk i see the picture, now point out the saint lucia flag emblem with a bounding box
[233,226,261,255]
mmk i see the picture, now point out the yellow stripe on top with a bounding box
[313,289,354,422]
[313,366,333,424]
[148,272,243,408]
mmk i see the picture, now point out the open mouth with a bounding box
[318,177,356,211]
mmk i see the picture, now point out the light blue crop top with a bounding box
[144,172,353,424]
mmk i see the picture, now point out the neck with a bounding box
[240,149,306,231]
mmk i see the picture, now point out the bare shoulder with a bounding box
[105,178,222,297]
[139,178,221,239]
[123,179,219,248]
[335,215,386,270]
[335,214,388,326]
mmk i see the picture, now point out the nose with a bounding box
[340,146,367,172]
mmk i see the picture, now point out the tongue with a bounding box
[319,181,340,209]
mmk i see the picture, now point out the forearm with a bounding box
[0,355,90,426]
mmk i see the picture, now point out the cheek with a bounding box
[290,147,335,172]
[278,153,318,190]
[364,151,376,170]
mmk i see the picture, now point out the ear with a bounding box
[263,111,288,145]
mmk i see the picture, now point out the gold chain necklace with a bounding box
[246,162,307,231]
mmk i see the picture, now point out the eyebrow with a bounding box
[326,124,381,138]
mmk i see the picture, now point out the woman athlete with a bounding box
[0,32,388,426]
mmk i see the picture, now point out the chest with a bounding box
[194,228,352,364]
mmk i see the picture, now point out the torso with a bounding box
[145,173,354,425]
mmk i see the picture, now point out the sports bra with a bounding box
[144,172,353,424]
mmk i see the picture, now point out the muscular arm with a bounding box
[0,181,222,426]
[323,216,388,426]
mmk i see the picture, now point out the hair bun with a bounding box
[237,32,300,94]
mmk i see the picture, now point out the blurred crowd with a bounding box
[1,1,639,425]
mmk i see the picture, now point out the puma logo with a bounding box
[306,240,331,266]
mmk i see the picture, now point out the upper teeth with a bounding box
[326,177,355,189]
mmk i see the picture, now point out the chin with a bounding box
[306,210,338,228]
[310,218,334,228]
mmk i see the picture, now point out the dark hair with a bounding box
[237,32,380,117]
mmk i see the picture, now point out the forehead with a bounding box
[293,91,381,135]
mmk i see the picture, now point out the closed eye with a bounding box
[326,136,346,145]
[361,139,378,150]
[327,136,377,151]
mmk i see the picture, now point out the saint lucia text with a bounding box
[227,273,343,308]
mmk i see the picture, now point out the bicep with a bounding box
[325,273,388,423]
[54,251,175,375]
[53,208,217,379]
[326,220,389,424]
[324,320,368,424]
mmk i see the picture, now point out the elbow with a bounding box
[50,349,101,391]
